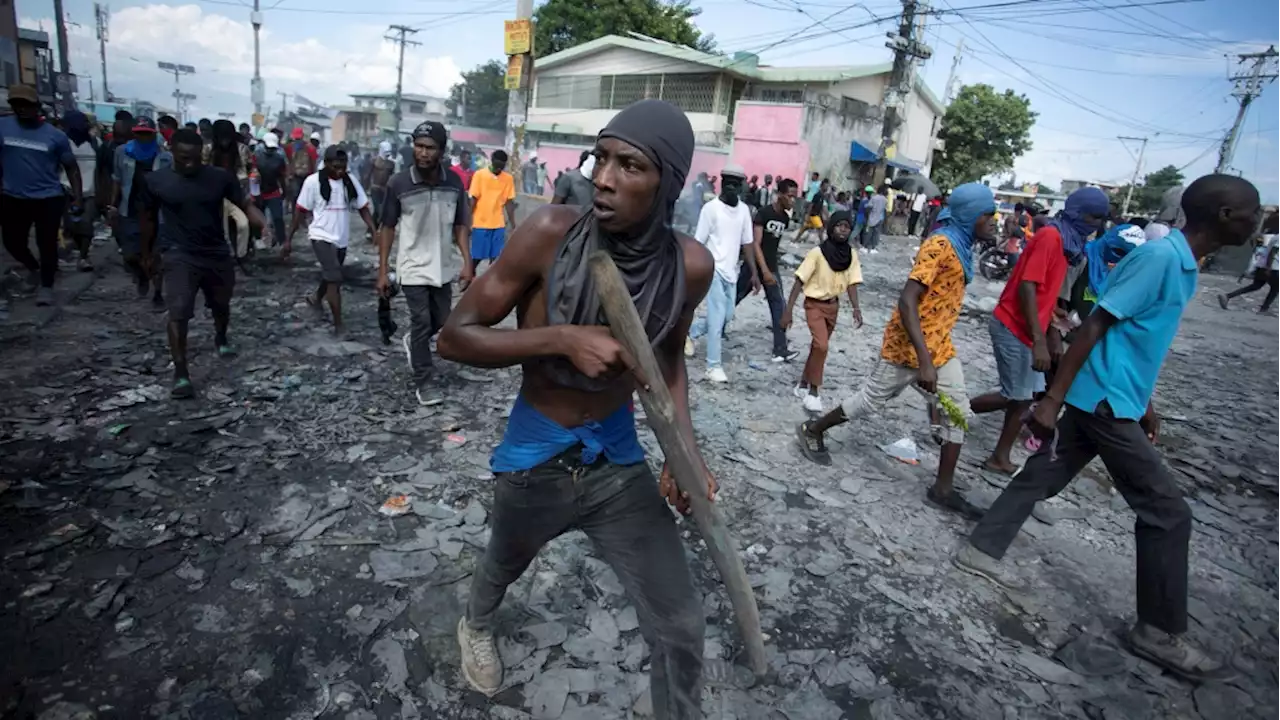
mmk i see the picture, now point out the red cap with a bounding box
[291,127,304,140]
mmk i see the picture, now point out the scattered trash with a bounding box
[21,581,54,598]
[107,423,132,436]
[444,433,467,449]
[379,495,413,517]
[880,437,920,465]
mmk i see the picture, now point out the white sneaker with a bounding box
[792,383,807,398]
[415,387,442,407]
[859,247,868,254]
[802,394,824,413]
[870,249,880,255]
[706,366,729,383]
[684,337,695,357]
[772,350,799,363]
[457,617,502,696]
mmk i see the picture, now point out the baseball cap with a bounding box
[310,131,321,141]
[291,127,304,140]
[132,117,158,134]
[263,133,279,148]
[323,144,346,161]
[7,84,39,104]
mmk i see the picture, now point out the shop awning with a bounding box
[849,140,922,172]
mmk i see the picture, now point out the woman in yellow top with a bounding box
[781,210,863,413]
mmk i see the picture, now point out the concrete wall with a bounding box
[896,90,936,168]
[828,75,886,106]
[729,101,809,185]
[800,103,880,188]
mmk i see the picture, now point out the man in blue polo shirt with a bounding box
[0,84,83,306]
[952,174,1261,683]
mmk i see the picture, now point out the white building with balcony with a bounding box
[526,33,943,190]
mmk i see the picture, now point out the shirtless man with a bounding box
[438,99,716,717]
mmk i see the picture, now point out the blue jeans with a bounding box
[700,273,735,368]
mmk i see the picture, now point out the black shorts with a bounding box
[311,240,347,283]
[163,253,235,321]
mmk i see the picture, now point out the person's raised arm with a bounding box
[438,206,616,371]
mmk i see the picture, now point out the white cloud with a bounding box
[21,4,461,117]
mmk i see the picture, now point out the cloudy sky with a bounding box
[17,0,1279,201]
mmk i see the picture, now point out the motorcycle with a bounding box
[977,241,1014,281]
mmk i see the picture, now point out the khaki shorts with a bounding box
[840,357,970,444]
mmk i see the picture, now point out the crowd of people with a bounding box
[2,81,1273,715]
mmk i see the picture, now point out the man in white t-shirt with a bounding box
[284,145,376,335]
[690,163,760,383]
[60,110,99,272]
[909,191,928,237]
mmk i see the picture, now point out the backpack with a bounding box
[290,141,313,177]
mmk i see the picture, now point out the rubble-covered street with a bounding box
[2,226,1276,720]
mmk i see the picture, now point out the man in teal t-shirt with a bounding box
[954,173,1261,684]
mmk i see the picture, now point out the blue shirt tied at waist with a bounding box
[490,394,646,473]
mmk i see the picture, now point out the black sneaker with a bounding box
[795,421,831,466]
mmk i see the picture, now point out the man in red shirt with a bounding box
[970,187,1109,473]
[450,149,474,190]
[283,127,317,210]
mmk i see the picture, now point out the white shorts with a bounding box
[840,358,970,444]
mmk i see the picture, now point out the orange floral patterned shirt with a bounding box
[880,234,968,368]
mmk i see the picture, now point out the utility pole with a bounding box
[1217,45,1278,174]
[1118,135,1148,216]
[386,25,420,137]
[52,0,73,110]
[251,0,264,117]
[875,0,932,184]
[94,3,110,102]
[158,61,195,121]
[278,91,288,124]
[923,36,961,176]
[504,0,534,191]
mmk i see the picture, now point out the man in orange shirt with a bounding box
[468,150,516,266]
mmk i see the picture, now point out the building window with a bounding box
[407,102,425,114]
[535,73,718,114]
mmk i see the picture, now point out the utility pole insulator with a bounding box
[1218,46,1278,174]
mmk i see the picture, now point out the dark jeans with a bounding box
[863,223,882,250]
[735,266,789,355]
[969,402,1191,634]
[1,194,65,288]
[908,209,921,235]
[466,454,704,719]
[254,196,287,247]
[403,284,451,387]
[1226,268,1279,310]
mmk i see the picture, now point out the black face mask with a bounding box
[720,177,743,206]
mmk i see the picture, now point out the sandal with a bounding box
[926,486,985,520]
[170,378,195,399]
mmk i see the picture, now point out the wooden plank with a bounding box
[588,250,768,676]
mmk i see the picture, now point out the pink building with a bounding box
[523,34,944,193]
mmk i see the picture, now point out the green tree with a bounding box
[533,0,715,58]
[1116,164,1184,215]
[447,60,508,130]
[932,84,1036,190]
